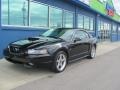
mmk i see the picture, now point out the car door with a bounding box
[80,31,90,53]
[69,31,86,60]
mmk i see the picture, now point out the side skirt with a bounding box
[68,54,89,63]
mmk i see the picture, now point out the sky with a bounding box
[112,0,120,15]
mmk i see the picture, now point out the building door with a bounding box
[98,20,111,42]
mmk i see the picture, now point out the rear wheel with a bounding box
[88,46,96,59]
[52,51,67,73]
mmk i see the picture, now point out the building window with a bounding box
[112,25,117,33]
[63,11,73,28]
[2,0,28,26]
[84,16,90,30]
[78,15,94,31]
[118,27,120,33]
[49,7,62,28]
[101,21,104,30]
[30,1,48,27]
[103,22,107,30]
[2,0,75,29]
[2,0,8,25]
[108,23,111,31]
[90,18,94,31]
[98,21,101,31]
[77,14,84,29]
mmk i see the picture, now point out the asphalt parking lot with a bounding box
[0,42,120,90]
[14,42,120,90]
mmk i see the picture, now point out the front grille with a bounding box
[9,46,20,53]
[9,45,26,56]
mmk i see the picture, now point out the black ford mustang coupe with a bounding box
[4,28,97,73]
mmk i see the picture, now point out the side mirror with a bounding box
[74,37,81,43]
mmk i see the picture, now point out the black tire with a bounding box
[51,51,67,73]
[88,45,96,59]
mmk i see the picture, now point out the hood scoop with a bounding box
[28,37,39,41]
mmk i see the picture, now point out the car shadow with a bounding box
[4,57,93,75]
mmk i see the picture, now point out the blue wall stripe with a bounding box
[0,0,1,27]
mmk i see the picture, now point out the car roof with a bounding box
[57,28,90,35]
[56,28,85,31]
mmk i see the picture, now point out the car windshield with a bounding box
[41,28,74,41]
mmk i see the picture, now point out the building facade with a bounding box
[0,0,120,58]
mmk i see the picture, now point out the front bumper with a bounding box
[3,49,53,64]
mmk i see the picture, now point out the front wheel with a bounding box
[52,51,67,73]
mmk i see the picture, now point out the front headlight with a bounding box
[28,49,48,55]
[8,45,10,49]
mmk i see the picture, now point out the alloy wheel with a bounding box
[56,53,67,72]
[91,46,96,58]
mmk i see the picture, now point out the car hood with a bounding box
[10,36,64,49]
